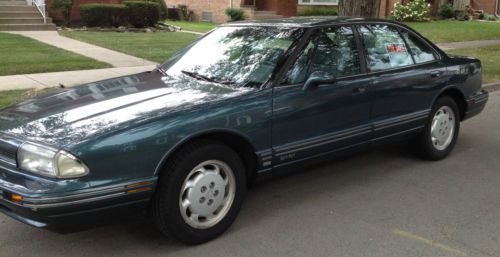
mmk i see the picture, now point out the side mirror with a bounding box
[303,71,336,91]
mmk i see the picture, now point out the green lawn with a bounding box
[406,21,500,43]
[446,45,500,84]
[0,90,28,109]
[59,31,200,63]
[165,20,217,33]
[0,33,110,76]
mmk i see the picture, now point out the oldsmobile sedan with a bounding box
[0,18,488,244]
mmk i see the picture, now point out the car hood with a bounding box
[0,71,251,147]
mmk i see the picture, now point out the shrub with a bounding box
[297,7,338,16]
[439,3,455,19]
[80,4,128,27]
[144,0,167,19]
[225,8,245,21]
[454,10,469,21]
[386,15,398,21]
[486,14,497,21]
[124,1,160,27]
[52,0,73,25]
[478,12,485,20]
[393,0,431,22]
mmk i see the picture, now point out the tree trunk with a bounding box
[338,0,381,17]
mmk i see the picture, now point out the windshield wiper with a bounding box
[155,65,169,76]
[181,70,237,85]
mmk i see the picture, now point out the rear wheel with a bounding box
[151,140,246,244]
[411,96,460,160]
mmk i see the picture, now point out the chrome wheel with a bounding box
[431,106,455,151]
[179,160,236,229]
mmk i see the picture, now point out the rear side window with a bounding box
[401,31,436,64]
[359,24,414,71]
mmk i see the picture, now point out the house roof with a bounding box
[223,17,403,28]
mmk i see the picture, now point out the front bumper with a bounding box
[0,162,156,232]
[464,89,489,120]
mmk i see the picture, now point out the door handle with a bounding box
[430,71,442,78]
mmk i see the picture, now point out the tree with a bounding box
[338,0,381,17]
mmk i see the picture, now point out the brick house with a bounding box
[168,0,499,24]
[470,0,500,14]
[166,0,340,23]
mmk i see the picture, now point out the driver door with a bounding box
[271,25,372,166]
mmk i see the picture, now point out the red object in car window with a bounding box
[387,44,406,53]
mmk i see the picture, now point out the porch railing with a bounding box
[26,0,46,24]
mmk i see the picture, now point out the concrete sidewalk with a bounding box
[0,65,156,91]
[8,31,156,67]
[437,39,500,50]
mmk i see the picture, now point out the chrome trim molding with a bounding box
[271,110,430,160]
[373,109,430,131]
[274,124,372,157]
[22,192,127,209]
[0,177,156,209]
[372,126,424,142]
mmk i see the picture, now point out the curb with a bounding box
[483,82,500,92]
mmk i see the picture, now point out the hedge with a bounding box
[225,8,245,21]
[297,7,338,16]
[144,0,167,18]
[124,1,161,28]
[80,4,128,27]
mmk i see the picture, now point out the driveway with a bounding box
[1,92,499,257]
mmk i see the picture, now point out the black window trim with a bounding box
[270,20,445,89]
[275,24,367,88]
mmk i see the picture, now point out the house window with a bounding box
[299,0,338,5]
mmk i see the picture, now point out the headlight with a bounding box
[55,151,89,178]
[17,143,89,179]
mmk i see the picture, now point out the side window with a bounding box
[359,24,414,71]
[287,41,315,84]
[401,31,436,64]
[286,26,361,84]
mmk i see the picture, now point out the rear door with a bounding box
[271,25,372,166]
[357,23,447,142]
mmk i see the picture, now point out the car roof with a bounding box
[223,17,405,28]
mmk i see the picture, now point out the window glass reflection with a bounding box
[360,25,414,71]
[402,32,436,64]
[286,26,361,84]
[163,26,301,87]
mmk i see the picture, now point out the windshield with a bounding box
[161,26,302,87]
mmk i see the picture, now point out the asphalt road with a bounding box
[1,92,499,257]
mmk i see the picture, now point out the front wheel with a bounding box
[411,96,460,160]
[151,140,246,244]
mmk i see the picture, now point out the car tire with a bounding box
[411,96,460,160]
[151,139,246,245]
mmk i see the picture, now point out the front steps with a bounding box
[0,0,55,31]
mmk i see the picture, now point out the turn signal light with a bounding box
[127,187,152,194]
[11,194,23,202]
[126,181,153,188]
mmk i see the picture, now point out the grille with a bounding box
[0,139,18,164]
